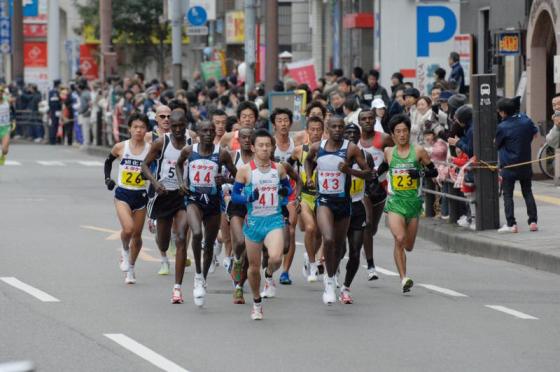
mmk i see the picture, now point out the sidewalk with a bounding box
[419,180,560,275]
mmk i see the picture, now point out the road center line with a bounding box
[362,265,399,276]
[5,160,21,166]
[417,284,468,297]
[37,161,65,166]
[104,333,189,372]
[0,277,60,302]
[77,160,104,166]
[485,305,538,320]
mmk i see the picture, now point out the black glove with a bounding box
[247,188,260,203]
[105,178,116,191]
[278,186,289,197]
[377,161,389,176]
[408,169,421,180]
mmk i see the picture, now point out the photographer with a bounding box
[546,93,560,148]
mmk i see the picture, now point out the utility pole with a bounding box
[171,0,182,91]
[47,0,60,85]
[264,0,278,94]
[244,0,256,96]
[99,0,114,81]
[11,0,23,85]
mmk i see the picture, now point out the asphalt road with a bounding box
[1,144,559,372]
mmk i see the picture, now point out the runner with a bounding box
[104,112,150,284]
[176,121,236,307]
[339,123,375,303]
[0,93,11,165]
[380,113,437,293]
[357,109,394,280]
[304,116,371,305]
[288,115,324,282]
[227,127,254,304]
[271,108,303,285]
[231,129,293,320]
[211,109,227,145]
[220,101,258,151]
[141,109,190,304]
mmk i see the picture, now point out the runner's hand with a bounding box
[247,187,260,203]
[215,174,225,187]
[338,161,351,174]
[408,169,421,179]
[306,178,315,189]
[179,184,189,196]
[278,186,290,197]
[105,178,116,191]
[154,182,167,195]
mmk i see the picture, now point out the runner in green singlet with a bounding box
[377,114,438,293]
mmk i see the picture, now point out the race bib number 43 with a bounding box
[318,170,345,194]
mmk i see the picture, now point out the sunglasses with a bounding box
[158,115,170,119]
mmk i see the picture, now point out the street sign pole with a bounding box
[472,74,500,230]
[244,0,256,96]
[172,0,183,91]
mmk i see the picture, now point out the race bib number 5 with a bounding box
[318,170,345,195]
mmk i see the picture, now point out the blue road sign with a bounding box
[0,16,11,54]
[187,6,207,27]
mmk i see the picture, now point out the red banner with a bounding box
[80,44,99,80]
[24,42,47,67]
[24,23,47,38]
[286,59,317,91]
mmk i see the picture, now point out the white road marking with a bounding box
[417,284,468,297]
[104,333,189,372]
[5,160,21,166]
[37,160,65,166]
[77,160,104,166]
[362,265,399,276]
[0,277,60,302]
[485,305,538,320]
[295,241,304,246]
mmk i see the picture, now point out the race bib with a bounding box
[350,177,365,197]
[121,170,145,188]
[252,184,278,216]
[392,170,418,191]
[318,170,345,195]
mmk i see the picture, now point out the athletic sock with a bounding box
[367,259,374,269]
[129,265,134,272]
[264,270,272,279]
[162,256,169,263]
[254,297,262,304]
[174,284,181,289]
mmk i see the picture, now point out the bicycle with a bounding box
[538,143,555,179]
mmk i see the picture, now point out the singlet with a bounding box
[155,133,182,191]
[359,132,387,184]
[187,144,221,195]
[299,144,316,195]
[246,160,282,217]
[387,145,422,199]
[234,150,250,168]
[349,149,367,203]
[0,102,10,127]
[229,131,241,151]
[316,139,350,199]
[274,137,295,163]
[117,140,150,191]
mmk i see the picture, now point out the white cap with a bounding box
[371,98,386,109]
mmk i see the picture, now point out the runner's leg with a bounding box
[202,214,221,278]
[130,208,147,266]
[387,212,408,279]
[173,210,188,286]
[316,206,337,277]
[186,205,204,275]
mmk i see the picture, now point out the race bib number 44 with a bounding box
[318,170,345,194]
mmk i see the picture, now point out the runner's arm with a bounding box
[303,143,319,188]
[231,166,258,204]
[220,148,237,180]
[176,146,192,193]
[345,143,372,180]
[279,162,298,197]
[141,138,164,189]
[418,147,438,178]
[104,142,122,190]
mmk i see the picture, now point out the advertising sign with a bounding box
[225,10,244,44]
[497,31,521,56]
[286,59,318,91]
[24,42,47,67]
[201,61,223,81]
[0,15,10,53]
[79,44,99,80]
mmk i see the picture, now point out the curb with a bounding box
[417,219,560,275]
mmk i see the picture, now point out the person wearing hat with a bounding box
[371,98,389,133]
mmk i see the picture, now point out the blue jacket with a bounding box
[456,120,473,158]
[495,114,538,178]
[449,62,466,94]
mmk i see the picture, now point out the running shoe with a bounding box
[233,286,245,304]
[317,264,325,275]
[402,277,414,293]
[209,254,217,274]
[125,270,136,284]
[231,259,243,283]
[148,219,157,234]
[302,253,310,279]
[185,257,192,267]
[367,267,379,281]
[158,260,170,275]
[529,223,538,232]
[260,278,276,298]
[223,256,233,274]
[251,302,263,320]
[308,263,318,283]
[171,287,184,304]
[498,224,518,233]
[0,154,5,165]
[322,276,336,305]
[334,271,340,289]
[119,250,130,272]
[279,272,292,285]
[339,287,353,304]
[457,215,470,228]
[193,275,206,307]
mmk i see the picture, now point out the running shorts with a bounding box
[301,192,316,212]
[0,125,9,139]
[384,196,423,220]
[185,192,222,218]
[349,201,367,231]
[115,187,148,212]
[227,202,248,220]
[243,214,285,243]
[316,196,351,220]
[148,190,185,220]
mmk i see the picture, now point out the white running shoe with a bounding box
[322,276,336,305]
[334,273,340,289]
[498,224,518,233]
[457,215,470,228]
[402,277,414,293]
[308,263,318,283]
[158,260,170,275]
[260,277,276,298]
[367,267,379,281]
[125,270,136,284]
[119,250,130,272]
[209,254,217,274]
[251,302,263,320]
[302,252,310,279]
[193,274,206,307]
[223,256,233,273]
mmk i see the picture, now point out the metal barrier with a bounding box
[422,178,475,225]
[15,110,42,126]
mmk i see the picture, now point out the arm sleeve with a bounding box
[279,177,293,197]
[104,153,117,180]
[231,182,248,205]
[423,162,438,178]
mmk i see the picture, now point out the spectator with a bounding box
[351,66,365,85]
[363,69,390,107]
[495,97,538,233]
[390,72,404,95]
[434,68,449,90]
[371,98,389,133]
[343,96,360,125]
[323,72,338,95]
[448,104,473,157]
[410,96,434,144]
[48,79,62,145]
[60,87,74,146]
[388,84,406,119]
[546,93,560,148]
[403,87,420,116]
[329,90,345,116]
[448,52,466,94]
[78,80,93,146]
